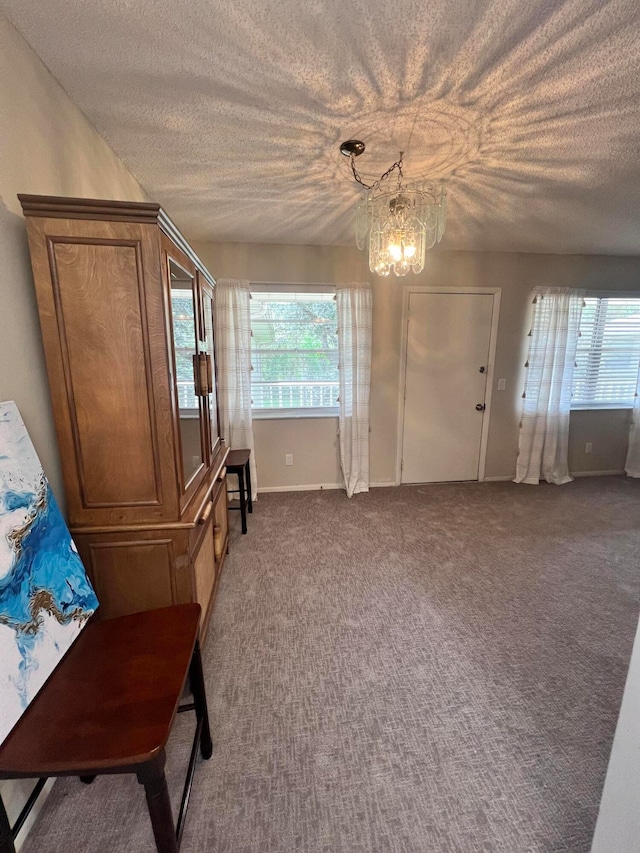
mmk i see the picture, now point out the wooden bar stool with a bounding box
[226,448,252,534]
[0,604,211,853]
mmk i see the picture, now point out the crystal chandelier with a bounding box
[340,140,447,277]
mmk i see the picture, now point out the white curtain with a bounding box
[214,279,257,500]
[336,282,372,497]
[625,364,640,477]
[514,287,585,485]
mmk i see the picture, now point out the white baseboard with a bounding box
[256,472,626,494]
[258,483,343,493]
[571,469,625,478]
[481,470,625,483]
[258,480,397,494]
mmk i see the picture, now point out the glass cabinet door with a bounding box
[168,256,206,491]
[198,276,221,462]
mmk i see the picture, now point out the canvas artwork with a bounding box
[0,401,98,747]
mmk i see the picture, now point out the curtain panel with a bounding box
[214,279,257,499]
[336,282,372,497]
[625,364,640,477]
[514,287,585,485]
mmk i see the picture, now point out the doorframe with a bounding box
[395,285,502,486]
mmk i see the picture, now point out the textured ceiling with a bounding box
[2,0,640,253]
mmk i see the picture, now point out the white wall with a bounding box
[194,241,640,490]
[0,13,147,502]
[591,617,640,852]
[0,15,147,847]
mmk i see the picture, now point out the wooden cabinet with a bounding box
[19,195,229,641]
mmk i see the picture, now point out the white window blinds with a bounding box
[250,291,338,411]
[573,297,640,409]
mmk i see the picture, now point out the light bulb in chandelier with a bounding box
[341,139,446,277]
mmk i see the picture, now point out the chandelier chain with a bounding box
[349,151,404,192]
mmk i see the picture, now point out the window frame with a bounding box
[571,291,640,411]
[250,283,339,420]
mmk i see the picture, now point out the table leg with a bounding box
[0,795,15,853]
[245,459,253,513]
[138,753,178,853]
[189,640,213,760]
[238,468,247,534]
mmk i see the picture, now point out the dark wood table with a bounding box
[0,604,212,853]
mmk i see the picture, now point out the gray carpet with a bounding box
[21,478,640,853]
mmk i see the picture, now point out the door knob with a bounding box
[475,403,486,411]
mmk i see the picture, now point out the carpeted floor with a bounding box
[21,477,640,853]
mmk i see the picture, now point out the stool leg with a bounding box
[138,753,178,853]
[0,795,15,853]
[245,459,253,514]
[238,468,247,534]
[189,639,213,760]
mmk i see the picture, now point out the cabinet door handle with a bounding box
[193,353,210,396]
[213,524,223,561]
[218,466,226,482]
[206,353,213,392]
[192,353,201,396]
[198,501,213,525]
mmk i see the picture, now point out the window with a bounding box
[250,290,338,416]
[572,296,640,409]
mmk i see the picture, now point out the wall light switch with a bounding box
[585,442,593,454]
[497,378,506,391]
[285,454,293,466]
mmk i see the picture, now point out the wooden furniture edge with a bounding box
[18,194,215,288]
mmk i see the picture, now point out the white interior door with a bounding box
[401,292,494,483]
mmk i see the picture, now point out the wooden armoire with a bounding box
[19,195,229,640]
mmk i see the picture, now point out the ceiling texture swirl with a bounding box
[2,0,640,253]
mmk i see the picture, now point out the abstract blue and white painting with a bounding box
[0,401,98,746]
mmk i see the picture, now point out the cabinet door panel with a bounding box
[199,277,221,464]
[193,521,216,621]
[163,239,207,509]
[50,239,161,507]
[86,539,176,619]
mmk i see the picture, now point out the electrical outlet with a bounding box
[585,442,593,454]
[285,454,293,466]
[497,378,506,391]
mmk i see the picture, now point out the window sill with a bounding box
[571,404,634,411]
[252,408,339,420]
